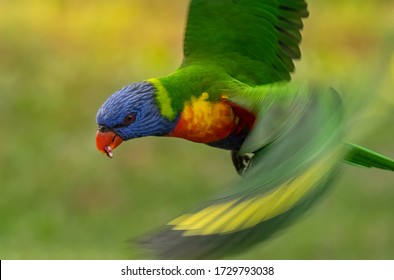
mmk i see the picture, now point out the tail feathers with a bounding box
[345,143,394,171]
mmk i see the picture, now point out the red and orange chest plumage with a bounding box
[168,92,255,150]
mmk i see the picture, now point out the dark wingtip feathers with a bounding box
[275,1,309,73]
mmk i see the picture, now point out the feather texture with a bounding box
[139,85,346,259]
[95,0,394,260]
[182,0,308,85]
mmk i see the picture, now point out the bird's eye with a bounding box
[123,113,136,125]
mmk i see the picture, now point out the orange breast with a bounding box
[169,92,254,144]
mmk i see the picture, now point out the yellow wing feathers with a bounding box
[168,147,341,236]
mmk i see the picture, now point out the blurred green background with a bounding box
[1,0,393,259]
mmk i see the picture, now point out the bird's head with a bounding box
[95,81,177,158]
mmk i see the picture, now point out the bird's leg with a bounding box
[231,151,253,176]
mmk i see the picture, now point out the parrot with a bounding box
[95,0,394,259]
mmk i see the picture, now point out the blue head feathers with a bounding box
[96,81,177,140]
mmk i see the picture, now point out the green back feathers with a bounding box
[153,0,309,117]
[182,0,309,85]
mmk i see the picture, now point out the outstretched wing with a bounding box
[182,0,309,85]
[139,86,346,259]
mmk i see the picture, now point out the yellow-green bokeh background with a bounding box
[1,0,393,259]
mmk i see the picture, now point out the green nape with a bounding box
[152,64,244,119]
[345,143,394,171]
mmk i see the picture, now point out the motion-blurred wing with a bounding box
[182,0,309,85]
[139,86,347,259]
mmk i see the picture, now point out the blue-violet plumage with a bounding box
[96,81,178,140]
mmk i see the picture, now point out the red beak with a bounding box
[96,130,124,158]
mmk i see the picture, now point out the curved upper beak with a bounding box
[96,126,124,158]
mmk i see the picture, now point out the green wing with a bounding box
[139,86,346,259]
[182,0,309,85]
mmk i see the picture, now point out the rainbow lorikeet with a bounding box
[95,0,394,259]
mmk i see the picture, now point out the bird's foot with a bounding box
[231,151,253,176]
